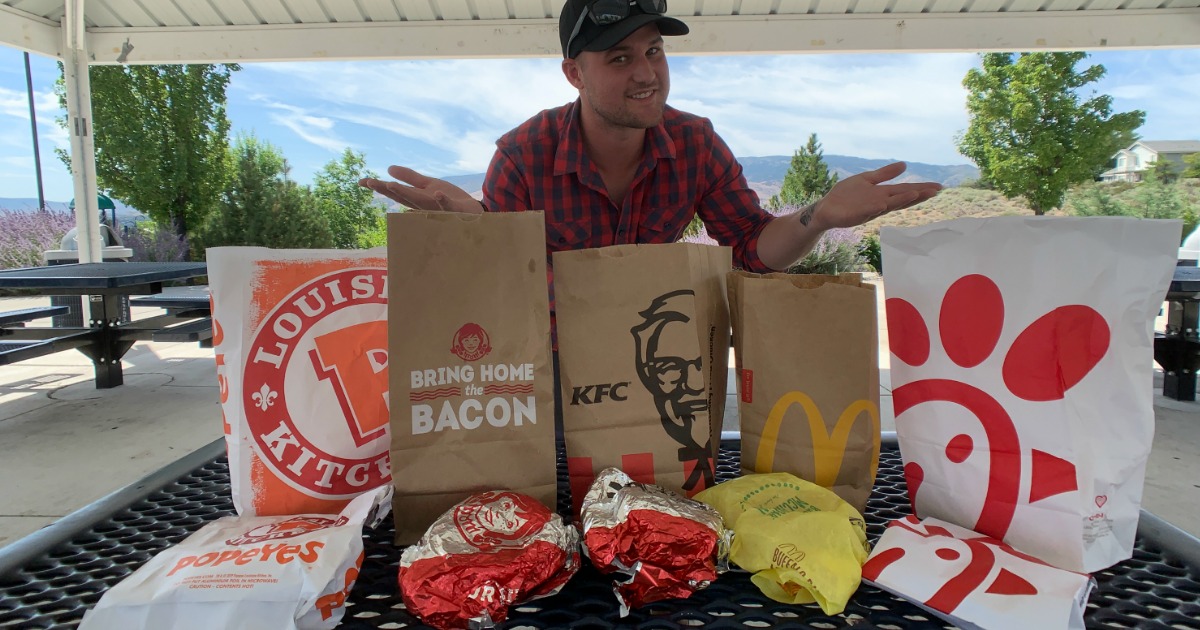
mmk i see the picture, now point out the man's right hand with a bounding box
[358,165,484,214]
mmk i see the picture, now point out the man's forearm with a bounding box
[756,204,827,271]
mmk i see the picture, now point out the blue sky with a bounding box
[1,46,1197,204]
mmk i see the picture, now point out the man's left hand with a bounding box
[806,161,942,231]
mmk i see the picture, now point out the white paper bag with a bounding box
[881,217,1180,572]
[863,515,1095,630]
[209,247,391,517]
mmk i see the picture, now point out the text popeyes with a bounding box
[410,363,537,435]
[166,541,324,577]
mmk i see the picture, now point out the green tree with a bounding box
[957,52,1144,215]
[313,149,387,249]
[769,133,839,210]
[199,135,332,250]
[1183,153,1200,179]
[56,64,238,237]
[1148,159,1179,184]
[1066,181,1132,217]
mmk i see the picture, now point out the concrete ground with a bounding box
[1,281,1198,552]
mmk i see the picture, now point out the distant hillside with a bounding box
[0,197,147,229]
[379,155,978,209]
[738,155,979,188]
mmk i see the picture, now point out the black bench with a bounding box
[128,294,210,318]
[0,306,69,327]
[151,318,214,348]
[0,331,97,366]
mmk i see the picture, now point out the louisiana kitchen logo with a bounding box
[243,268,391,499]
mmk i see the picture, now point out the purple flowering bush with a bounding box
[124,221,189,262]
[0,208,75,269]
[680,204,866,274]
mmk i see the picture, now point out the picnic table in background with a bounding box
[0,262,210,388]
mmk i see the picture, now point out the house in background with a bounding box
[1100,140,1200,182]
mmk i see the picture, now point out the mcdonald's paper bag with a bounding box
[862,516,1095,630]
[728,271,880,513]
[881,217,1180,572]
[553,243,732,514]
[209,247,391,517]
[388,211,558,545]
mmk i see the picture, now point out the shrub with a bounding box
[0,208,75,269]
[124,220,189,262]
[859,233,882,272]
[787,227,866,275]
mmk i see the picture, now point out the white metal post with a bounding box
[62,0,102,263]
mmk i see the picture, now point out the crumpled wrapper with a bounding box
[398,490,580,630]
[695,472,869,614]
[581,467,729,615]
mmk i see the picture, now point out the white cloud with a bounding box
[264,102,353,153]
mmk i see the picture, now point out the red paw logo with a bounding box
[886,274,1110,540]
[863,516,1082,614]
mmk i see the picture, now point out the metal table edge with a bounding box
[0,437,226,578]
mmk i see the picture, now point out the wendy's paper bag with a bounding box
[388,211,558,544]
[881,217,1180,572]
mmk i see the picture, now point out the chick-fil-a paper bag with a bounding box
[863,515,1095,630]
[881,217,1179,572]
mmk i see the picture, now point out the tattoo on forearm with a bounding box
[798,204,816,227]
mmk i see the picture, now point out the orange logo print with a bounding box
[310,321,390,448]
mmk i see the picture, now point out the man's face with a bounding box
[564,23,671,131]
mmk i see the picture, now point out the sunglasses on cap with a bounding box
[565,0,669,59]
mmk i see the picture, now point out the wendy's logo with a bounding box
[451,323,492,362]
[887,274,1109,540]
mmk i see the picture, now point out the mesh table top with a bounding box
[2,442,1198,629]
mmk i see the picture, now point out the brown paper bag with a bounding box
[553,243,732,514]
[387,211,558,544]
[729,271,880,513]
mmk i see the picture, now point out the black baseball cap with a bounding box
[559,0,689,59]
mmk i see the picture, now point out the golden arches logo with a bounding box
[755,392,881,487]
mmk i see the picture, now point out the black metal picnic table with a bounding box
[0,262,210,388]
[1,435,1198,629]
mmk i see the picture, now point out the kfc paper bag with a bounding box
[862,516,1095,630]
[388,211,557,545]
[209,247,391,517]
[881,217,1180,572]
[728,271,880,512]
[554,243,732,514]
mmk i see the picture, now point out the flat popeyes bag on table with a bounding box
[881,217,1180,572]
[728,271,880,513]
[388,211,558,545]
[209,247,391,517]
[553,243,732,515]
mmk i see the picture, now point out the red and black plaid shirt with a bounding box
[482,100,776,273]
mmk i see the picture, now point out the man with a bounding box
[359,0,942,269]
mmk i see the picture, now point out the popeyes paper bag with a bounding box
[78,485,392,630]
[553,243,732,514]
[728,271,880,513]
[862,516,1095,630]
[881,217,1180,572]
[388,211,557,545]
[209,247,391,517]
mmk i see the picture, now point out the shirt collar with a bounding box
[553,99,678,178]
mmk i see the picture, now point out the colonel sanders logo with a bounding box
[453,491,549,549]
[451,323,492,362]
[225,515,348,545]
[631,290,714,493]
